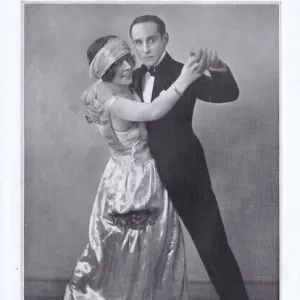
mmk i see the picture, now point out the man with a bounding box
[86,15,249,300]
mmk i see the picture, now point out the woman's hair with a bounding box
[87,35,135,82]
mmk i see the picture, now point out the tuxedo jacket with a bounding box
[132,53,239,206]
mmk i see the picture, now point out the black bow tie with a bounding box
[148,66,156,77]
[141,65,156,77]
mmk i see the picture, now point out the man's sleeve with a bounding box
[191,64,240,103]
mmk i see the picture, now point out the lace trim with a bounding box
[111,208,160,230]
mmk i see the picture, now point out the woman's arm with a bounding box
[98,53,204,122]
[101,80,185,122]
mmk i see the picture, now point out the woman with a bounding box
[64,36,204,300]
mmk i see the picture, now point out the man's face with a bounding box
[131,22,168,68]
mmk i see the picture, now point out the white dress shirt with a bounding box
[142,51,166,103]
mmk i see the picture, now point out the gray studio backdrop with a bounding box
[24,2,279,291]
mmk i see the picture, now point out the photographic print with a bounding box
[23,2,279,300]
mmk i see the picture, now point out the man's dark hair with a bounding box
[129,15,166,38]
[86,35,135,82]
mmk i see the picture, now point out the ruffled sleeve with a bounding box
[81,84,97,106]
[81,80,119,111]
[101,95,119,109]
[94,81,120,110]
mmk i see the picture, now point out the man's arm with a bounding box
[190,49,239,103]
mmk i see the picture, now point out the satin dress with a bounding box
[64,90,188,300]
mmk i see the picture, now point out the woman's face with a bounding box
[110,54,134,86]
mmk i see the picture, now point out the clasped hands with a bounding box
[191,48,227,75]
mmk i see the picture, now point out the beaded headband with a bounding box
[89,37,131,79]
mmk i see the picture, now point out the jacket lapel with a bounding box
[151,53,175,101]
[132,65,147,102]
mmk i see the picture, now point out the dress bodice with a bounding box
[95,89,152,165]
